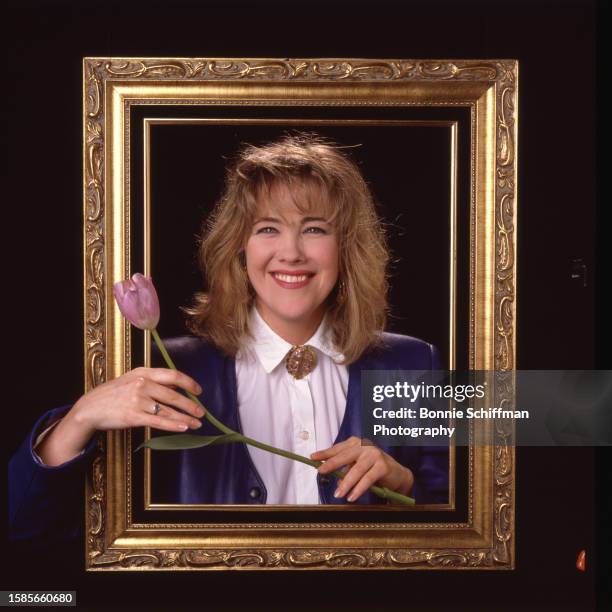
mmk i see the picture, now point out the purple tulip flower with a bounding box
[113,273,160,330]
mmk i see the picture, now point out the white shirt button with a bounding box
[299,430,310,440]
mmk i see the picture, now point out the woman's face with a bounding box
[245,181,339,343]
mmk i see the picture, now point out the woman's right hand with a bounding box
[36,367,205,466]
[71,367,205,433]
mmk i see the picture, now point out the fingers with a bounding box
[147,402,203,431]
[122,375,203,431]
[315,445,362,475]
[128,367,202,396]
[119,395,202,431]
[337,461,387,502]
[140,412,192,432]
[143,380,204,419]
[311,438,394,502]
[310,436,361,462]
[123,368,205,431]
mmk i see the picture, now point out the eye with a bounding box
[304,226,328,235]
[255,226,278,235]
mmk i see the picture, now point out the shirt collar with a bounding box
[243,306,344,373]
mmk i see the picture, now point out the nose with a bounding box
[277,231,305,263]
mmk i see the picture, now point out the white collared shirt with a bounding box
[236,307,349,504]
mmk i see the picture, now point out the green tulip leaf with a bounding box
[135,432,243,452]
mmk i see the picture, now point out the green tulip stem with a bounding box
[151,328,414,506]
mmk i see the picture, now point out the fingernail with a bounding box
[334,487,342,498]
[347,493,356,502]
[191,420,202,429]
[198,408,205,417]
[178,424,188,431]
[196,384,202,394]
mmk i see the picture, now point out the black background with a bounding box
[5,0,609,610]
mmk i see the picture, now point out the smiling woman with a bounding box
[159,133,449,505]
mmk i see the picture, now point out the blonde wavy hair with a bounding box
[183,132,390,364]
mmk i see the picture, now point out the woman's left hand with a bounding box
[310,436,414,502]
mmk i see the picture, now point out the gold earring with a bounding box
[337,280,347,305]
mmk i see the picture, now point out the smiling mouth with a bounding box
[270,272,314,288]
[273,273,311,283]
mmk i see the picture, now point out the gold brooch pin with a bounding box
[285,345,318,379]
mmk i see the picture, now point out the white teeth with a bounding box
[273,273,310,283]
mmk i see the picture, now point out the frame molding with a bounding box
[83,57,517,570]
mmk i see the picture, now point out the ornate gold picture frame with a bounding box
[83,57,517,570]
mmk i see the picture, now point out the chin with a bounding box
[278,308,318,323]
[273,301,324,323]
